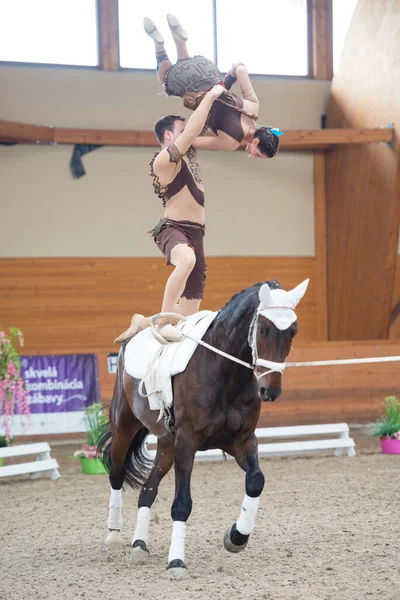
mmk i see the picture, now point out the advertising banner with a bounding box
[1,354,100,436]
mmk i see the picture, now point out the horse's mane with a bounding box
[217,279,281,322]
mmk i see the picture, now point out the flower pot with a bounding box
[380,438,400,454]
[79,457,108,474]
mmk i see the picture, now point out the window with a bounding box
[333,0,359,72]
[118,0,214,70]
[0,0,98,66]
[216,0,308,76]
[119,0,308,76]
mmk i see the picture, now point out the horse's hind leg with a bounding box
[130,437,174,564]
[105,395,143,547]
[166,430,196,580]
[223,433,265,553]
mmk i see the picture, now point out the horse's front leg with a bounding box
[224,433,265,553]
[166,430,196,580]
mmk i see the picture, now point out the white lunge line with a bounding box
[186,334,400,370]
[286,355,400,367]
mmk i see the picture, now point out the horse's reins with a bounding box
[146,310,289,383]
[184,334,285,380]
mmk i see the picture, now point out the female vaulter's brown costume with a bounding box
[163,55,257,144]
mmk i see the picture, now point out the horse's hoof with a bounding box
[166,559,189,580]
[130,540,150,564]
[105,530,122,547]
[223,526,248,553]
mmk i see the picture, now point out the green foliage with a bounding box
[372,396,400,438]
[0,328,27,442]
[0,435,14,447]
[0,327,23,380]
[83,403,108,447]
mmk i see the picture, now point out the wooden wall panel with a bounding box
[325,0,400,340]
[3,258,397,428]
[0,256,316,402]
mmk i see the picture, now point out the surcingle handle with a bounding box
[149,312,188,345]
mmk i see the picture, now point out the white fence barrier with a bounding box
[145,423,355,462]
[0,442,60,480]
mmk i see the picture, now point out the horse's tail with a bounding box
[97,415,112,474]
[97,345,152,490]
[99,421,150,490]
[122,427,151,490]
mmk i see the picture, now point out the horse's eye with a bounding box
[260,327,269,338]
[291,324,298,337]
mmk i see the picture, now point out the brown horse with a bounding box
[99,278,309,579]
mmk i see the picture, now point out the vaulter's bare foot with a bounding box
[114,313,145,344]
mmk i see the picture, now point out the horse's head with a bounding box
[249,279,309,402]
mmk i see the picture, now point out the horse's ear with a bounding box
[259,283,272,305]
[288,279,310,307]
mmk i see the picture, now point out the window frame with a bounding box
[0,0,334,81]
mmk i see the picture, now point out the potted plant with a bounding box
[0,328,30,443]
[372,396,400,454]
[0,435,14,467]
[74,403,109,474]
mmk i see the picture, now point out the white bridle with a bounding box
[249,280,309,381]
[250,306,297,381]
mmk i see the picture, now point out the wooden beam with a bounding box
[281,128,393,147]
[0,120,55,143]
[313,151,329,340]
[97,0,119,71]
[0,120,394,150]
[308,0,333,80]
[54,128,157,146]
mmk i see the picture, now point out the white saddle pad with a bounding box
[124,310,217,412]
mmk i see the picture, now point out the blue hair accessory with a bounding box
[270,127,284,137]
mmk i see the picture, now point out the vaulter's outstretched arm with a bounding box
[192,132,240,152]
[235,63,259,104]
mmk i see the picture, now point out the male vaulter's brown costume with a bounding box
[149,145,206,300]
